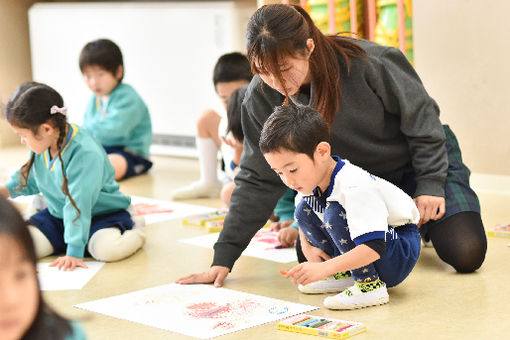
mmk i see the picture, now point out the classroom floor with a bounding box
[2,145,510,340]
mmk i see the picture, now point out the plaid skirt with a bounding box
[380,125,480,237]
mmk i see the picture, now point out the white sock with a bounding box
[87,227,146,262]
[196,137,220,184]
[28,226,54,258]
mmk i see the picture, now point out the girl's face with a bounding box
[82,64,122,98]
[9,124,57,155]
[257,39,314,96]
[0,237,39,340]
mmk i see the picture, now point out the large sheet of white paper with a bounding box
[180,229,298,263]
[130,196,216,225]
[75,283,318,339]
[37,261,104,291]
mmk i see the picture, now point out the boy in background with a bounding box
[171,52,252,199]
[80,38,153,180]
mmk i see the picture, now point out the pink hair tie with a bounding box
[50,105,67,116]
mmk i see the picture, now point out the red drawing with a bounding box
[134,203,173,216]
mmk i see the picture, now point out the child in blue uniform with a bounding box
[80,39,152,180]
[0,82,146,271]
[0,197,86,340]
[259,104,421,309]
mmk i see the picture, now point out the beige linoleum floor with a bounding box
[1,146,509,339]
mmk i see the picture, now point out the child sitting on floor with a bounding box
[80,38,153,181]
[0,82,145,271]
[259,104,421,309]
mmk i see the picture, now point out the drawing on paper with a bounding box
[75,283,317,339]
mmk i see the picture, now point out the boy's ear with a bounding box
[115,65,124,80]
[314,141,331,160]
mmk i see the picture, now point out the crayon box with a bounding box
[277,314,366,339]
[182,210,228,227]
[487,224,510,238]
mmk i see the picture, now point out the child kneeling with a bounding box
[259,104,421,310]
[0,82,145,271]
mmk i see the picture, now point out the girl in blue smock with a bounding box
[0,82,145,271]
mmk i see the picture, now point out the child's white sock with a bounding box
[196,137,220,184]
[28,226,54,258]
[87,227,146,262]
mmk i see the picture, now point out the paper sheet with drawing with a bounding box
[179,229,298,263]
[75,283,318,339]
[130,196,216,225]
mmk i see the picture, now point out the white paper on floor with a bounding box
[180,229,298,263]
[37,261,105,291]
[130,196,216,225]
[74,283,318,339]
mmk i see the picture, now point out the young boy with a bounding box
[80,39,152,181]
[170,52,252,199]
[259,104,421,310]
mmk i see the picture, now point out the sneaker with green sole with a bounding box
[298,272,354,294]
[323,279,389,310]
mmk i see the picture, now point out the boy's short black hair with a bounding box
[226,85,247,142]
[79,39,124,81]
[213,52,252,86]
[259,104,330,160]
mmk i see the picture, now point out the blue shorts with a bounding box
[28,208,133,256]
[104,146,153,180]
[373,224,421,287]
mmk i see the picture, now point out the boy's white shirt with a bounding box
[296,159,420,241]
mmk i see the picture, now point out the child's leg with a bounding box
[323,202,380,283]
[28,226,54,258]
[322,202,388,309]
[294,200,337,258]
[171,110,222,199]
[108,153,128,181]
[294,200,354,294]
[88,228,146,262]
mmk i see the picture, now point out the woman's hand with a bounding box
[49,256,88,271]
[175,266,230,288]
[413,195,446,226]
[284,262,328,285]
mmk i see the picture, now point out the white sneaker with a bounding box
[170,181,222,200]
[298,273,355,294]
[323,280,389,310]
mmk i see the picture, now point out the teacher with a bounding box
[177,4,486,287]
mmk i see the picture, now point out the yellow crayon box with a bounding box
[277,314,366,339]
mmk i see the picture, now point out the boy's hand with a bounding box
[50,256,88,271]
[284,262,327,285]
[277,226,298,248]
[413,195,445,226]
[300,235,331,262]
[175,266,230,288]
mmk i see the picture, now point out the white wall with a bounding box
[29,1,256,150]
[413,0,510,175]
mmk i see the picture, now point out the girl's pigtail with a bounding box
[55,119,81,223]
[16,153,35,193]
